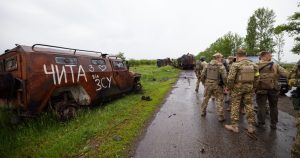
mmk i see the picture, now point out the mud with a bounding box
[134,70,297,158]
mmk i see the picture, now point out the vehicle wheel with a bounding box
[0,73,15,99]
[133,82,142,93]
[55,102,78,121]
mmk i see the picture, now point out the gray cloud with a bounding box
[0,0,299,61]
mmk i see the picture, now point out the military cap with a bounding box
[258,51,272,56]
[200,56,206,61]
[236,48,247,55]
[212,52,223,58]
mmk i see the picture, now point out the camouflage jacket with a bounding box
[195,61,207,77]
[227,59,259,90]
[257,60,288,91]
[289,60,300,79]
[200,60,226,86]
[289,60,300,86]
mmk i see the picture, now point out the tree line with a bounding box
[197,3,300,63]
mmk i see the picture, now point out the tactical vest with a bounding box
[206,64,219,80]
[257,62,276,90]
[294,66,300,86]
[236,65,255,83]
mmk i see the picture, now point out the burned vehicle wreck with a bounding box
[177,53,196,70]
[0,44,142,120]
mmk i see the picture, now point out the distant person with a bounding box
[222,57,230,73]
[200,52,227,122]
[227,56,236,69]
[289,59,300,88]
[289,59,300,157]
[289,60,300,110]
[255,51,288,129]
[195,56,207,92]
[225,49,259,133]
[229,56,245,114]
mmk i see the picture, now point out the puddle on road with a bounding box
[135,70,297,158]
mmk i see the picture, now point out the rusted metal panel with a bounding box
[0,44,142,116]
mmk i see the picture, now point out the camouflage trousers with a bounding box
[292,112,300,158]
[230,89,255,126]
[200,83,224,117]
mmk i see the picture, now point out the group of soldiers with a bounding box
[194,48,300,157]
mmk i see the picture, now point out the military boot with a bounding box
[201,111,206,117]
[270,123,277,130]
[255,122,265,128]
[225,124,239,133]
[247,125,255,134]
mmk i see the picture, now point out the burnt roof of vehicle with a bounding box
[2,44,104,58]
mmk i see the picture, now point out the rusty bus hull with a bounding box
[0,44,141,116]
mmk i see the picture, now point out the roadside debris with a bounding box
[141,96,152,101]
[168,113,176,118]
[243,128,258,140]
[113,136,123,141]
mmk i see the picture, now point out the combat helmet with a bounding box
[200,56,206,62]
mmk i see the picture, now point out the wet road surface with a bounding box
[134,70,297,158]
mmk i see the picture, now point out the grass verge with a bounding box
[0,65,180,158]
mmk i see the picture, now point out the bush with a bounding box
[282,63,294,72]
[128,59,156,66]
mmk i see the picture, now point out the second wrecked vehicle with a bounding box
[177,53,196,70]
[0,44,142,120]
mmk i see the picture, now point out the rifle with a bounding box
[218,74,224,87]
[259,62,274,72]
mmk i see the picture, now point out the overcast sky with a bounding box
[0,0,299,62]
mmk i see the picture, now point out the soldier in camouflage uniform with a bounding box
[289,60,300,88]
[195,57,207,92]
[225,56,235,111]
[255,51,288,129]
[200,53,227,122]
[290,60,300,158]
[227,56,235,67]
[225,49,259,133]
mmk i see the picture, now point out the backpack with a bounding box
[257,62,276,90]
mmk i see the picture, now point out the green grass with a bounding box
[127,59,157,66]
[282,63,294,72]
[0,65,180,158]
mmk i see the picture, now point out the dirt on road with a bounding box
[134,70,297,158]
[278,95,297,117]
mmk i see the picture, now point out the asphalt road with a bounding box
[134,70,297,158]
